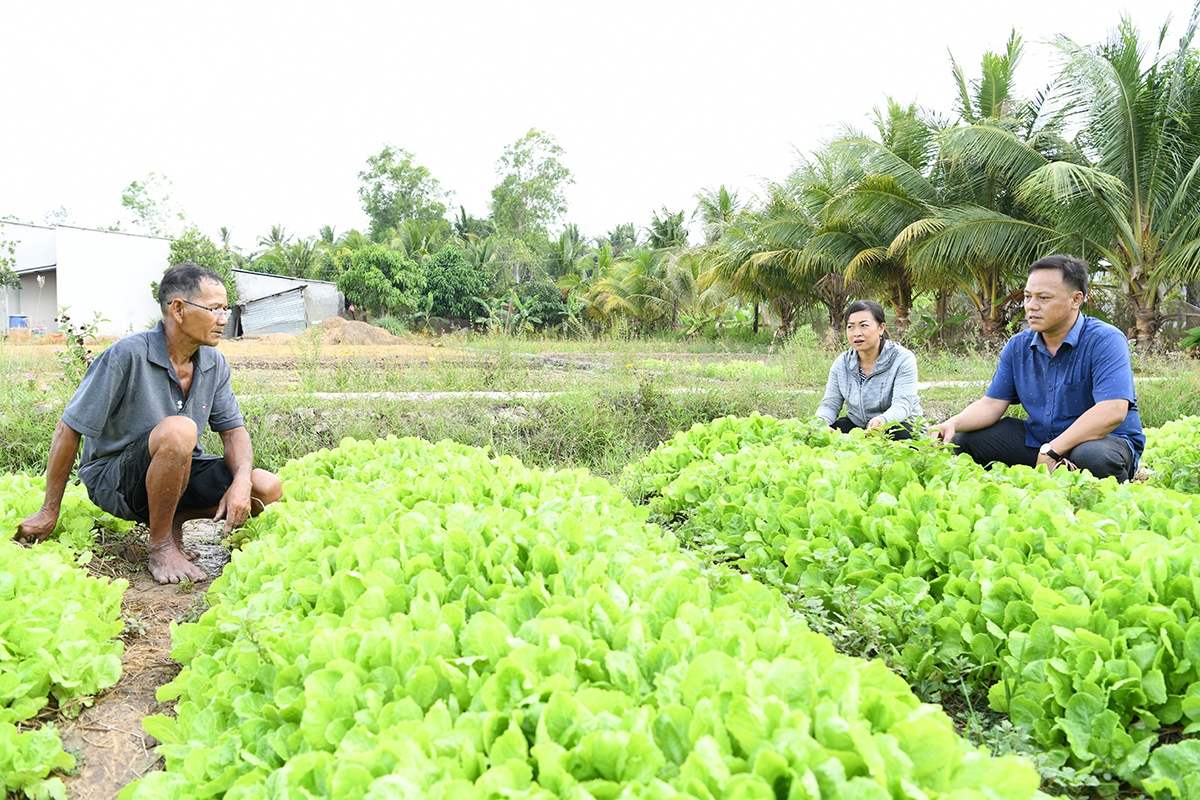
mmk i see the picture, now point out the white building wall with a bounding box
[55,226,170,337]
[0,221,57,330]
[14,270,58,330]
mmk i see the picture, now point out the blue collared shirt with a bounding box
[986,312,1145,466]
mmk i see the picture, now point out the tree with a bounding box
[423,244,490,319]
[163,227,239,305]
[800,101,941,332]
[256,238,320,278]
[1041,9,1200,342]
[452,206,493,240]
[490,129,573,238]
[334,244,425,318]
[695,186,742,245]
[386,219,452,261]
[896,30,1079,340]
[0,235,18,290]
[358,146,449,241]
[647,207,689,250]
[916,10,1200,344]
[545,224,590,279]
[601,223,641,255]
[121,173,187,237]
[256,224,292,253]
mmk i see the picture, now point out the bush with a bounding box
[422,245,489,320]
[516,279,568,330]
[334,245,425,318]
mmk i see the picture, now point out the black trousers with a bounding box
[831,416,914,441]
[952,417,1134,482]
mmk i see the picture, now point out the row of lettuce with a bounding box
[0,475,130,800]
[3,414,1199,797]
[620,414,1200,796]
[113,436,1041,799]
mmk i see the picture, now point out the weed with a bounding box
[178,594,209,624]
[120,613,150,641]
[54,306,107,387]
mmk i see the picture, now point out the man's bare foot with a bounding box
[148,545,209,584]
[171,521,200,560]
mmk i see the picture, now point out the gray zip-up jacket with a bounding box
[816,339,922,427]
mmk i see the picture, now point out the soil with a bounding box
[56,520,230,799]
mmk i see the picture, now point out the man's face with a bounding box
[175,279,229,346]
[1023,268,1082,336]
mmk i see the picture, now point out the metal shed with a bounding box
[239,286,308,336]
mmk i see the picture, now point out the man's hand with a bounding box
[1037,453,1063,473]
[867,416,887,431]
[929,419,957,445]
[214,477,253,536]
[16,507,60,544]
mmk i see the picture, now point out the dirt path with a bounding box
[58,521,229,799]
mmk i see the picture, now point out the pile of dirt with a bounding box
[255,317,405,347]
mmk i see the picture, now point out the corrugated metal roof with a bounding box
[241,287,307,336]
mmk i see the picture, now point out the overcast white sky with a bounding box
[0,0,1192,251]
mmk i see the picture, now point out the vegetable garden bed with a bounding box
[6,414,1200,798]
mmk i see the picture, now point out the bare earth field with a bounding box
[49,521,228,799]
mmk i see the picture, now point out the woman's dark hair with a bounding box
[844,299,889,358]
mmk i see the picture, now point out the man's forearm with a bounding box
[40,420,83,512]
[219,427,254,483]
[1047,399,1129,454]
[948,397,1010,433]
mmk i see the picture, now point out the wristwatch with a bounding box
[1039,443,1064,461]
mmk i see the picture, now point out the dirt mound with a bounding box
[253,317,405,347]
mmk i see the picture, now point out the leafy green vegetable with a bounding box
[0,532,126,796]
[122,435,1040,799]
[622,414,1200,789]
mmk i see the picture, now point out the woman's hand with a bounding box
[867,416,887,430]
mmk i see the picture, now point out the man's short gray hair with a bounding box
[158,262,225,313]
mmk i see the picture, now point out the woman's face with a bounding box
[846,310,884,355]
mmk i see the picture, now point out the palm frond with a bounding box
[939,124,1049,188]
[909,206,1072,278]
[830,137,940,203]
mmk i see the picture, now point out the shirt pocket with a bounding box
[1062,382,1091,417]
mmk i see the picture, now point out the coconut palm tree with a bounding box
[647,208,689,250]
[800,100,941,333]
[545,224,590,279]
[893,30,1085,340]
[695,185,742,245]
[913,8,1200,344]
[705,181,842,335]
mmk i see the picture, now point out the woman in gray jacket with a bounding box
[816,300,922,439]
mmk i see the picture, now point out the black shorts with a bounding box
[116,428,234,523]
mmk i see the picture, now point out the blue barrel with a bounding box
[8,315,28,328]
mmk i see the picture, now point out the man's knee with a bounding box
[149,416,198,457]
[251,469,283,509]
[1067,439,1132,481]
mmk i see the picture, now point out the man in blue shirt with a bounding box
[930,254,1143,482]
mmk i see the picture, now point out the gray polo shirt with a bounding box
[62,323,244,520]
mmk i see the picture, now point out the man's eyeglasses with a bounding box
[179,299,231,319]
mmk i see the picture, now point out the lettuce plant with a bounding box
[121,436,1041,799]
[625,415,1200,791]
